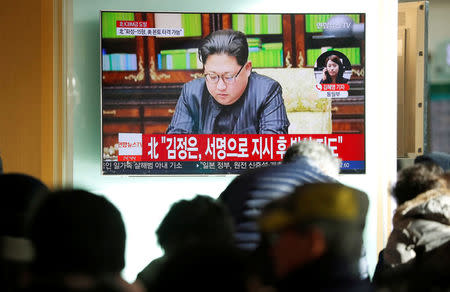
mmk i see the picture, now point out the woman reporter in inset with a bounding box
[320,54,349,84]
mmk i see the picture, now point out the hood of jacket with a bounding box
[393,188,450,227]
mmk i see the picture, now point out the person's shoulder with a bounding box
[227,164,276,184]
[223,163,282,185]
[182,77,206,91]
[248,72,281,99]
[179,77,207,103]
[338,76,349,84]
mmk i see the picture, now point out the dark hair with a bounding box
[28,189,126,275]
[156,195,234,254]
[414,152,450,171]
[0,173,49,237]
[198,29,249,66]
[324,54,345,81]
[392,163,445,205]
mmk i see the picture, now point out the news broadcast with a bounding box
[101,11,365,175]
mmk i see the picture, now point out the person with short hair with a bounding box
[24,189,139,292]
[258,182,370,292]
[166,29,289,134]
[0,173,49,292]
[391,162,445,206]
[135,195,235,292]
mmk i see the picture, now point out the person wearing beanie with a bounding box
[258,182,371,292]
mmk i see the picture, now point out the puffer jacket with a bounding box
[383,188,450,266]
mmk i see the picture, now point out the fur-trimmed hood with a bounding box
[393,188,450,227]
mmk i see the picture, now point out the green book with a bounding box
[305,15,311,33]
[239,14,246,33]
[194,14,202,36]
[181,14,190,36]
[245,14,253,34]
[259,50,264,67]
[247,38,261,47]
[160,49,187,70]
[306,48,321,67]
[161,54,167,70]
[306,14,318,33]
[232,14,238,31]
[173,55,186,69]
[356,48,361,65]
[232,14,247,33]
[261,14,268,34]
[254,14,261,34]
[267,14,282,34]
[183,14,201,37]
[249,51,262,67]
[349,14,360,23]
[249,51,256,66]
[265,50,272,67]
[262,42,282,50]
[186,48,198,69]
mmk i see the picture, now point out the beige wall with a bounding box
[0,0,61,187]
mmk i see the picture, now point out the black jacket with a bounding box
[166,72,289,134]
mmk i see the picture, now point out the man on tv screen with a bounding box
[166,29,290,134]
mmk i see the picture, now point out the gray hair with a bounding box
[282,140,341,178]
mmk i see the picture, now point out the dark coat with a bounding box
[166,72,290,134]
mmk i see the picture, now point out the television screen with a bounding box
[101,11,365,175]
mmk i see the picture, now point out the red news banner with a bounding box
[118,134,364,162]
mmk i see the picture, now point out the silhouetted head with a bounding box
[156,195,234,254]
[283,141,341,178]
[28,189,126,276]
[393,163,445,205]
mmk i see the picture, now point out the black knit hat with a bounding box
[28,190,126,275]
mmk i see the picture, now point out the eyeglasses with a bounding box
[204,64,245,85]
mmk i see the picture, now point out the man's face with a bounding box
[204,54,251,106]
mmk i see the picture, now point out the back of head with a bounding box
[282,141,341,178]
[156,195,234,254]
[28,189,126,276]
[393,163,445,205]
[414,151,450,172]
[0,173,49,238]
[198,29,249,66]
[260,182,369,262]
[0,174,48,292]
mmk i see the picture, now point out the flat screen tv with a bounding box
[101,11,365,175]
